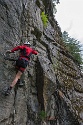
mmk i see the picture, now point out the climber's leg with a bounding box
[10,71,22,87]
[5,71,22,96]
[4,59,28,96]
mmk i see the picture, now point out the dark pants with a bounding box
[16,58,28,73]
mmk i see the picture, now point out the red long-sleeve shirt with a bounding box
[11,45,38,60]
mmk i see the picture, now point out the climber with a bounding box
[5,41,38,96]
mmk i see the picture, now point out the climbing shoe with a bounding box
[4,86,12,96]
[17,79,25,87]
[17,79,20,85]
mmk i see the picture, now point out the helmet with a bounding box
[24,41,31,45]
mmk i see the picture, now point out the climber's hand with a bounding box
[37,53,39,56]
[6,50,11,53]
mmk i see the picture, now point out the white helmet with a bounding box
[24,41,31,45]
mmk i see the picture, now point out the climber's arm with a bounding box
[6,46,24,53]
[11,46,22,52]
[32,49,38,55]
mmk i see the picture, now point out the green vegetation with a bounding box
[52,0,60,15]
[52,0,60,4]
[39,110,47,120]
[52,1,57,14]
[41,12,48,27]
[62,31,83,65]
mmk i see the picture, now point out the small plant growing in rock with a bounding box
[39,110,47,120]
[41,12,48,27]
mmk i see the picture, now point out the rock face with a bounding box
[0,0,83,125]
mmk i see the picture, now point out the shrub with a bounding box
[39,110,47,120]
[62,31,83,65]
[41,12,48,27]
